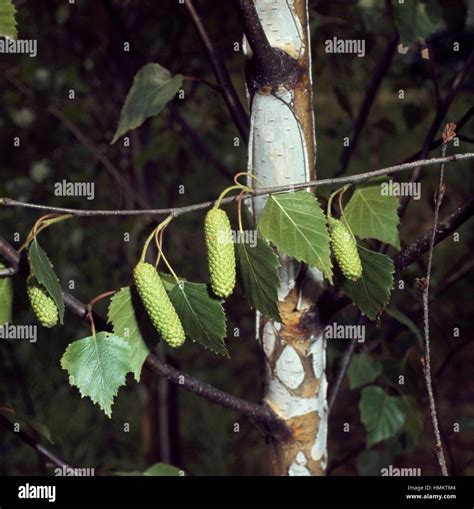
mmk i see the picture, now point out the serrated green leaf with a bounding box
[344,180,400,249]
[342,246,394,320]
[0,263,13,325]
[61,332,131,417]
[0,0,17,39]
[385,307,423,348]
[394,0,444,46]
[111,63,183,144]
[28,239,65,323]
[168,281,227,356]
[117,462,183,476]
[107,286,150,382]
[347,353,382,389]
[258,191,332,281]
[236,237,281,322]
[360,386,406,447]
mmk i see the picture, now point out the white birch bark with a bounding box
[243,0,327,476]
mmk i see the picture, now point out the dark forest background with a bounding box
[0,0,473,476]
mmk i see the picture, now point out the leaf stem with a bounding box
[215,184,250,209]
[139,215,173,263]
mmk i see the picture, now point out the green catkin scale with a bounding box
[133,262,185,348]
[329,218,363,281]
[27,279,59,328]
[205,207,236,298]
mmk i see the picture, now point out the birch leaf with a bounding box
[258,191,332,281]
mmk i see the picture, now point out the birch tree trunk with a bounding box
[241,0,327,476]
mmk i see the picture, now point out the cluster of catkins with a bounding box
[28,207,363,346]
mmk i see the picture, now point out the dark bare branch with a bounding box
[185,0,250,143]
[0,235,290,440]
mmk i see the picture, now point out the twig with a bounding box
[233,0,275,67]
[427,39,441,106]
[185,0,249,143]
[145,355,290,440]
[399,50,474,217]
[420,125,454,477]
[2,152,473,217]
[328,314,365,414]
[0,235,290,440]
[392,197,474,272]
[435,338,471,380]
[319,196,474,321]
[183,74,220,91]
[2,69,150,210]
[401,107,474,163]
[335,32,399,177]
[411,257,474,312]
[168,104,234,179]
[0,414,73,470]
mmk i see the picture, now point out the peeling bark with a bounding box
[242,0,326,476]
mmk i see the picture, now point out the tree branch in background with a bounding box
[319,195,474,322]
[420,124,455,477]
[399,50,474,217]
[328,314,365,413]
[2,69,150,210]
[411,257,474,312]
[392,197,474,272]
[401,106,474,164]
[233,0,274,66]
[0,235,290,441]
[335,32,399,177]
[185,0,250,143]
[0,413,73,470]
[168,104,234,179]
[2,152,473,217]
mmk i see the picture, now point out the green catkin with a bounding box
[133,262,185,348]
[329,218,363,281]
[27,279,59,328]
[205,207,236,298]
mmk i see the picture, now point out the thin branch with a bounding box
[328,338,357,412]
[0,414,73,470]
[420,126,452,477]
[427,39,441,106]
[185,0,249,143]
[411,257,474,312]
[399,50,474,217]
[182,74,221,91]
[168,104,234,179]
[145,355,290,440]
[401,106,474,163]
[2,69,150,210]
[335,32,399,177]
[320,196,474,321]
[233,0,274,66]
[0,235,290,440]
[392,197,474,272]
[2,152,473,218]
[435,338,472,380]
